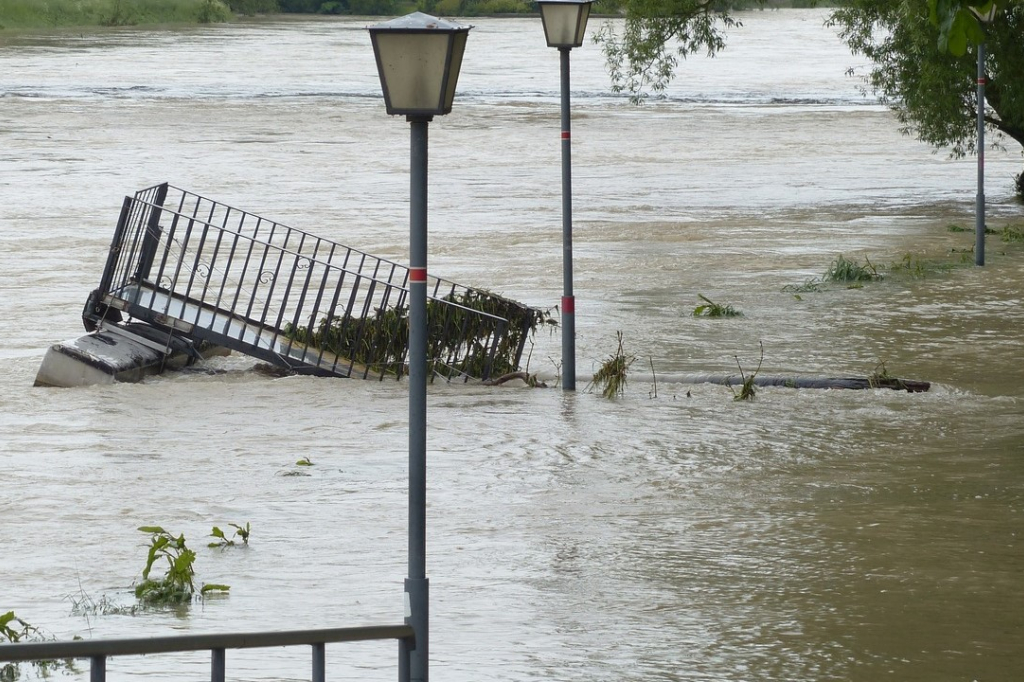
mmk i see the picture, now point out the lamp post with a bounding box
[537,0,592,391]
[368,13,470,682]
[968,2,997,266]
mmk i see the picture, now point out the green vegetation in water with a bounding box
[823,254,880,284]
[135,526,229,605]
[208,522,251,548]
[1,611,77,680]
[692,293,742,318]
[885,252,966,279]
[731,341,764,402]
[284,289,555,382]
[1000,222,1024,243]
[296,456,314,466]
[588,331,636,399]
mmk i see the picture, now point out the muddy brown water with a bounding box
[1,11,1022,681]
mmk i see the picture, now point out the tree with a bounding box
[598,1,1024,197]
[592,0,745,103]
[829,1,1024,196]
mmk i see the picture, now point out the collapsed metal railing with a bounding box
[83,183,546,381]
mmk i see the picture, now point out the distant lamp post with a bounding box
[368,12,470,682]
[537,0,592,391]
[968,2,997,266]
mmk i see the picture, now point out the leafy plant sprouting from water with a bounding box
[208,523,251,549]
[135,527,229,605]
[692,293,742,318]
[730,341,764,402]
[588,331,636,399]
[1,611,77,680]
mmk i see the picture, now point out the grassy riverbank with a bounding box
[0,0,845,30]
[0,0,235,29]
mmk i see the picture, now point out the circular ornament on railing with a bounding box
[259,270,276,284]
[196,263,211,279]
[297,257,312,271]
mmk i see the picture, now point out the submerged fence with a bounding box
[84,183,546,381]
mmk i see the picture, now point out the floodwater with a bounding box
[2,9,1023,682]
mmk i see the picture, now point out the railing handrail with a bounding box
[0,623,414,663]
[129,193,478,308]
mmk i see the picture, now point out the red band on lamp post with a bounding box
[561,131,570,140]
[562,295,574,314]
[410,267,427,283]
[978,77,987,84]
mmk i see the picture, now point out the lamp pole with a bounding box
[969,3,997,266]
[559,45,576,390]
[368,14,471,682]
[976,37,987,266]
[538,0,591,391]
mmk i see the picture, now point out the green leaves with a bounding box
[928,0,997,56]
[136,526,227,606]
[593,0,739,103]
[208,522,250,548]
[692,294,742,318]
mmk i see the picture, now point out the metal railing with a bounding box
[0,623,414,682]
[84,183,542,381]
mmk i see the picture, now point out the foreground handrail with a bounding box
[1,623,414,682]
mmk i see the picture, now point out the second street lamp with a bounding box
[368,12,471,682]
[538,0,592,391]
[967,2,997,266]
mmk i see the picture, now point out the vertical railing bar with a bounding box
[164,216,198,317]
[281,234,321,359]
[243,218,274,323]
[152,211,183,295]
[184,221,212,328]
[176,196,207,318]
[95,197,133,300]
[355,280,379,379]
[321,264,349,376]
[256,225,293,352]
[312,642,325,682]
[121,199,151,286]
[271,231,307,354]
[211,648,225,682]
[307,243,338,370]
[187,199,222,326]
[134,182,169,283]
[228,215,260,326]
[90,654,105,682]
[206,206,237,326]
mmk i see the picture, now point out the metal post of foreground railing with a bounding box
[90,654,105,682]
[212,647,225,682]
[313,642,325,682]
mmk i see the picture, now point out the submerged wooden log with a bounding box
[672,373,930,393]
[484,372,929,392]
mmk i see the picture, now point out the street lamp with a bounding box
[368,12,470,682]
[537,0,592,391]
[968,2,997,266]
